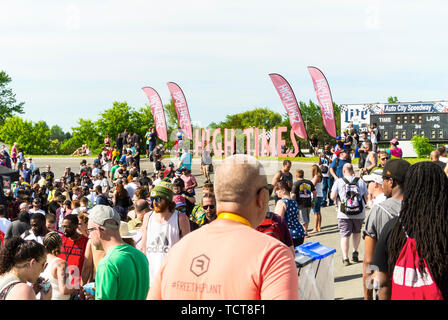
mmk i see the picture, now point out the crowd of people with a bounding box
[0,127,218,300]
[318,125,448,300]
[1,123,448,301]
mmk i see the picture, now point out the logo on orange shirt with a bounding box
[190,254,210,277]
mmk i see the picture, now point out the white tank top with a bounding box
[315,181,323,197]
[146,210,180,286]
[40,257,71,300]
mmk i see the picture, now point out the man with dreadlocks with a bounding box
[373,161,448,300]
[362,159,410,300]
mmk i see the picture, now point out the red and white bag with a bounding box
[391,235,443,300]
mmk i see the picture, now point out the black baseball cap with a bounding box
[382,159,411,183]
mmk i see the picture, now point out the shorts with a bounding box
[12,157,17,164]
[298,207,311,225]
[338,218,363,238]
[313,197,323,214]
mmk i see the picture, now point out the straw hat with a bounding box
[119,221,137,239]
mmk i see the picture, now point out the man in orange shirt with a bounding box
[150,154,299,300]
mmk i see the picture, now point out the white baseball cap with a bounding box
[362,170,383,185]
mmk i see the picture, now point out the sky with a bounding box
[1,0,448,133]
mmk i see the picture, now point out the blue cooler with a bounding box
[295,242,336,300]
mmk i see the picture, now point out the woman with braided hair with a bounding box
[0,237,51,300]
[373,161,448,300]
[42,232,80,300]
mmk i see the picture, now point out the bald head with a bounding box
[342,163,355,176]
[215,155,267,206]
[135,199,150,214]
[19,202,29,212]
[430,150,440,161]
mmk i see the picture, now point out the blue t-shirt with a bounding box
[282,198,306,240]
[330,158,351,178]
[180,152,192,171]
[150,132,157,147]
[96,194,110,206]
[94,158,101,167]
[22,168,32,183]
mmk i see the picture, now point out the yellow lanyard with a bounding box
[217,212,252,228]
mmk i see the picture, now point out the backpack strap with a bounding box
[178,210,182,239]
[342,177,359,186]
[265,212,274,220]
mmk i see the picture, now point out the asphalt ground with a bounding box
[31,155,365,300]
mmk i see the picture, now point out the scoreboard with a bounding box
[341,101,448,143]
[371,113,448,142]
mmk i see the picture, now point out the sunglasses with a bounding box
[16,260,48,270]
[380,157,389,161]
[151,197,162,203]
[257,184,274,197]
[86,226,105,234]
[203,205,215,210]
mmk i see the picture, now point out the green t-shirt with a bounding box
[95,244,149,300]
[110,165,120,180]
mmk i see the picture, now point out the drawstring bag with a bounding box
[391,229,443,300]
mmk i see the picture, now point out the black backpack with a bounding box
[341,177,364,215]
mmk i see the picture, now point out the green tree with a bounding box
[0,116,50,154]
[131,105,155,138]
[95,101,134,141]
[94,101,155,145]
[411,135,433,157]
[164,99,179,129]
[63,119,101,155]
[211,107,283,129]
[280,101,341,150]
[50,125,66,141]
[0,71,25,125]
[387,96,399,103]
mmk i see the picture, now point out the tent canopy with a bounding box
[0,165,20,181]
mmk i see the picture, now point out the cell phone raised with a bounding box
[41,281,51,294]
